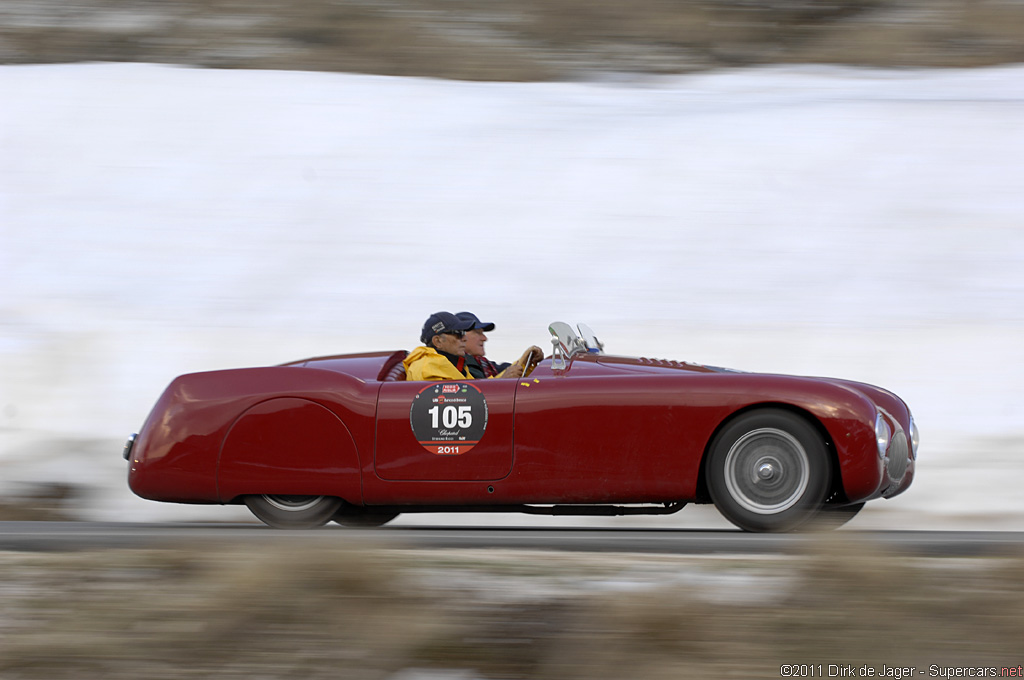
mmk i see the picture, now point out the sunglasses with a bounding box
[442,330,466,339]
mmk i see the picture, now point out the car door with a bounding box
[508,364,698,502]
[375,378,516,481]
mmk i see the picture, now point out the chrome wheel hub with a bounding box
[724,428,810,515]
[756,458,778,481]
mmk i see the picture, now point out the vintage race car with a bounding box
[124,322,918,532]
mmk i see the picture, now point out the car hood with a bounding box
[595,354,737,374]
[595,354,909,426]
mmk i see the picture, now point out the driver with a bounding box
[456,311,543,380]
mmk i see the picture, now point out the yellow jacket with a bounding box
[403,346,474,381]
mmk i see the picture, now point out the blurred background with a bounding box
[3,2,1024,679]
[2,0,1023,527]
[3,0,1024,77]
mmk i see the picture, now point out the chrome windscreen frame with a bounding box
[549,321,604,369]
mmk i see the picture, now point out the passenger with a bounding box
[455,311,506,378]
[456,311,544,380]
[403,312,476,381]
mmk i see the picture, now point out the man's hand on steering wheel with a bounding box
[519,345,545,378]
[500,346,546,380]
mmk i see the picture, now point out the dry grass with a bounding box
[1,0,1024,80]
[1,536,1022,679]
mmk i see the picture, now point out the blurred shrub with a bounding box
[1,0,1024,79]
[0,483,78,521]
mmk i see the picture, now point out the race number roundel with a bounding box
[410,382,488,455]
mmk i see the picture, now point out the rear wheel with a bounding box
[707,409,831,532]
[244,495,342,529]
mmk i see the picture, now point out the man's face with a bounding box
[465,328,487,357]
[432,331,466,356]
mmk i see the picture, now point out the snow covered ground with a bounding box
[2,62,1022,529]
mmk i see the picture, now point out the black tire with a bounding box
[244,495,343,529]
[333,507,400,528]
[706,409,831,532]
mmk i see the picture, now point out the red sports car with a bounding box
[124,322,918,532]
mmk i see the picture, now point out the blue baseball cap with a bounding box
[421,311,475,345]
[456,311,495,332]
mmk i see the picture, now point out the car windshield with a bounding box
[577,323,604,353]
[548,322,604,359]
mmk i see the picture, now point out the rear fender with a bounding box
[217,397,362,504]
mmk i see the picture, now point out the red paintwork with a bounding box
[128,348,915,509]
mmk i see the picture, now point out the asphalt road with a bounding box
[1,522,1022,556]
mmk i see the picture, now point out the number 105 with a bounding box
[428,405,472,428]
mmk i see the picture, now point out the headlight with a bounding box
[909,415,920,460]
[875,413,891,459]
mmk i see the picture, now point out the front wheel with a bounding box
[706,409,831,532]
[244,495,343,529]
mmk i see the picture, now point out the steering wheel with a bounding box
[518,346,542,379]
